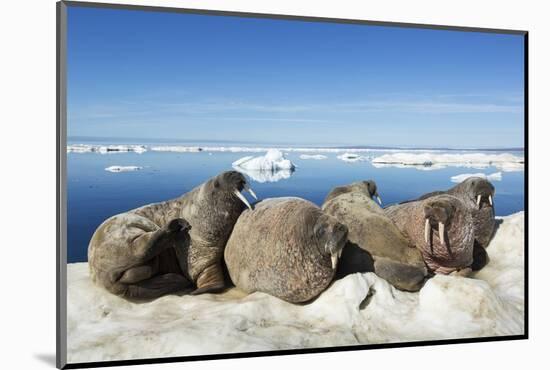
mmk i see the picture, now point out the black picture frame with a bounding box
[56,1,529,368]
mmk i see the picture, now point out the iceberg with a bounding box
[232,150,296,183]
[67,144,147,154]
[105,166,143,173]
[450,172,502,183]
[372,152,524,172]
[233,149,296,171]
[66,212,524,363]
[150,146,202,152]
[299,154,328,160]
[337,153,368,162]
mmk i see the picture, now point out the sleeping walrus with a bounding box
[384,194,475,275]
[88,171,257,299]
[322,180,428,292]
[224,197,348,303]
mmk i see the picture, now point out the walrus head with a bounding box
[313,215,349,269]
[456,177,495,210]
[213,171,258,210]
[423,198,457,252]
[361,180,382,205]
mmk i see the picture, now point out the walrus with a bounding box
[88,171,257,299]
[324,180,382,205]
[322,181,428,292]
[224,197,348,303]
[384,194,475,275]
[401,177,495,270]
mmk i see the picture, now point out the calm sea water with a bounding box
[67,145,525,263]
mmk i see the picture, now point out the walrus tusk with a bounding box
[489,195,493,206]
[331,253,338,269]
[424,218,430,244]
[439,222,446,247]
[234,190,253,211]
[338,248,343,258]
[244,183,258,200]
[376,194,382,205]
[476,195,482,208]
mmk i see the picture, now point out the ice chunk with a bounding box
[372,152,524,172]
[104,166,143,173]
[299,154,328,160]
[450,172,502,183]
[67,144,147,154]
[232,149,296,171]
[337,153,368,162]
[150,146,202,152]
[66,212,524,363]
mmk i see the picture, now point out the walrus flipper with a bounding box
[129,218,191,262]
[124,273,191,300]
[373,257,428,292]
[190,263,226,295]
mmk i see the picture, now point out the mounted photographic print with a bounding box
[56,1,528,368]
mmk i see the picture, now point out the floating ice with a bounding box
[372,152,524,172]
[299,154,328,160]
[105,166,143,173]
[450,172,502,183]
[233,149,296,171]
[67,144,147,154]
[337,153,368,162]
[150,146,202,152]
[66,212,524,363]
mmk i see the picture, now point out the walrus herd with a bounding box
[88,170,496,303]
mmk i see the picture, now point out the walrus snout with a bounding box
[466,177,495,209]
[219,171,258,211]
[423,200,456,249]
[316,220,348,269]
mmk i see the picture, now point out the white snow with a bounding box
[232,149,296,171]
[337,153,368,162]
[66,212,524,364]
[150,146,202,152]
[104,166,143,173]
[450,172,502,183]
[372,152,524,172]
[67,144,147,154]
[299,154,328,160]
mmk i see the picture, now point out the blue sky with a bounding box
[67,6,525,148]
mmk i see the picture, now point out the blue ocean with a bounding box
[67,139,525,263]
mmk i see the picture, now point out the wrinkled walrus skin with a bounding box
[413,177,496,249]
[385,194,475,275]
[224,197,348,303]
[322,182,428,292]
[88,171,255,299]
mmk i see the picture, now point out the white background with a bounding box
[1,0,547,368]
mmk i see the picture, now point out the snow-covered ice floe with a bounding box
[299,154,328,160]
[232,149,296,183]
[450,172,502,183]
[105,166,143,173]
[150,146,203,152]
[372,152,524,172]
[68,144,147,154]
[337,153,368,163]
[67,212,524,363]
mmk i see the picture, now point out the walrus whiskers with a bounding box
[234,189,253,210]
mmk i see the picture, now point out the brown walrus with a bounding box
[401,177,495,270]
[322,181,428,292]
[224,197,348,303]
[385,194,475,275]
[88,171,257,299]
